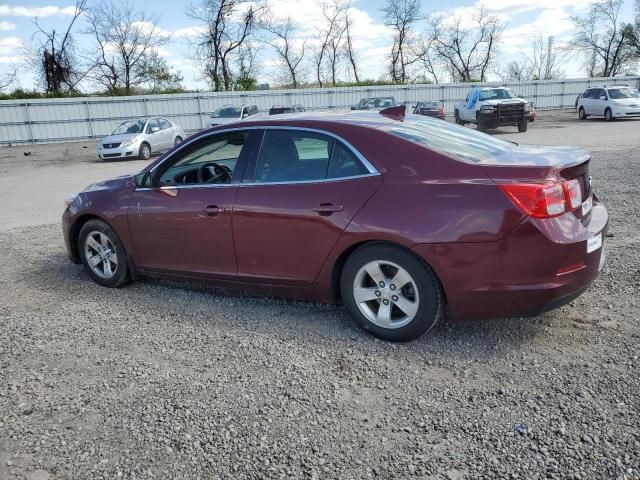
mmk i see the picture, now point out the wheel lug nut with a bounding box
[383,299,389,305]
[379,281,385,288]
[392,295,398,302]
[375,290,381,297]
[389,284,396,291]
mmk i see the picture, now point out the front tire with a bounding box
[78,219,131,288]
[518,120,528,132]
[604,108,613,121]
[174,136,183,146]
[138,142,151,160]
[340,244,443,341]
[454,110,464,125]
[578,107,588,120]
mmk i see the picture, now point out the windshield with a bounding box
[381,114,516,163]
[608,88,640,99]
[479,89,516,101]
[418,102,440,108]
[112,120,145,135]
[211,106,242,118]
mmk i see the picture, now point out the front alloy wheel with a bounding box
[341,244,443,341]
[78,219,130,287]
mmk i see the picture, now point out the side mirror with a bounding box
[599,95,607,100]
[134,171,151,188]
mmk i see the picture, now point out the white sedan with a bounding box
[97,118,186,160]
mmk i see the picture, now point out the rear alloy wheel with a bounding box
[604,108,613,121]
[174,136,183,146]
[139,142,151,160]
[518,120,528,132]
[341,244,443,341]
[578,107,588,120]
[78,219,130,288]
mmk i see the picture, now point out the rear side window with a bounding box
[382,115,515,163]
[254,130,370,183]
[159,118,171,129]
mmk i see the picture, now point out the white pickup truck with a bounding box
[454,87,534,132]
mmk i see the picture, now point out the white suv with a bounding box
[576,86,640,121]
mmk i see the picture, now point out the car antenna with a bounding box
[379,104,406,120]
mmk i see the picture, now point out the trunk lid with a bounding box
[479,145,592,202]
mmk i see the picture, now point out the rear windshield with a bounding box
[212,106,241,118]
[608,88,640,99]
[381,114,515,162]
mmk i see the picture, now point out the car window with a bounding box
[327,142,368,179]
[159,118,171,130]
[212,106,241,118]
[254,130,333,183]
[156,133,247,186]
[608,88,639,99]
[382,114,515,163]
[113,120,144,135]
[146,119,160,134]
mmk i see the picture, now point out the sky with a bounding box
[0,0,638,91]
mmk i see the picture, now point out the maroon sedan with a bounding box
[62,106,607,341]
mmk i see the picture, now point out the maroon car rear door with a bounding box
[127,130,257,277]
[232,128,382,285]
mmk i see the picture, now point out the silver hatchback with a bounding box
[98,118,186,160]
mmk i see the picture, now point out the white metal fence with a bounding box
[1,76,639,145]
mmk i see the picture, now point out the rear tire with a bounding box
[578,107,588,120]
[518,120,528,132]
[78,219,131,288]
[604,108,613,121]
[340,244,443,342]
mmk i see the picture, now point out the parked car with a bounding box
[97,118,185,161]
[454,87,534,132]
[209,104,259,127]
[413,101,445,119]
[576,85,640,121]
[351,97,396,110]
[269,104,305,115]
[63,105,607,342]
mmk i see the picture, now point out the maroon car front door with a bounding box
[127,130,255,277]
[232,128,382,285]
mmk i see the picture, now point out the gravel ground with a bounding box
[1,118,639,479]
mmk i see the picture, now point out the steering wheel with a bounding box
[196,162,232,184]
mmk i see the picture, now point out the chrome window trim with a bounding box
[135,173,380,192]
[142,125,380,191]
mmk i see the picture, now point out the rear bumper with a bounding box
[412,202,608,321]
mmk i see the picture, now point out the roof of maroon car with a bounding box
[232,110,398,129]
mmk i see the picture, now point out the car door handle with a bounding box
[204,205,225,217]
[312,203,343,215]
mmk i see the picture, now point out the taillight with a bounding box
[563,179,582,210]
[499,179,582,219]
[440,105,445,116]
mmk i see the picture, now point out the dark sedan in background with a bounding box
[62,106,607,341]
[413,101,445,119]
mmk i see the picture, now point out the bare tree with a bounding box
[621,0,640,63]
[0,69,17,92]
[264,17,306,88]
[495,60,534,81]
[30,0,88,94]
[234,43,260,90]
[527,36,568,80]
[187,0,265,92]
[411,36,439,83]
[342,4,360,82]
[85,0,170,95]
[571,0,634,77]
[312,0,347,87]
[382,0,421,83]
[429,6,504,82]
